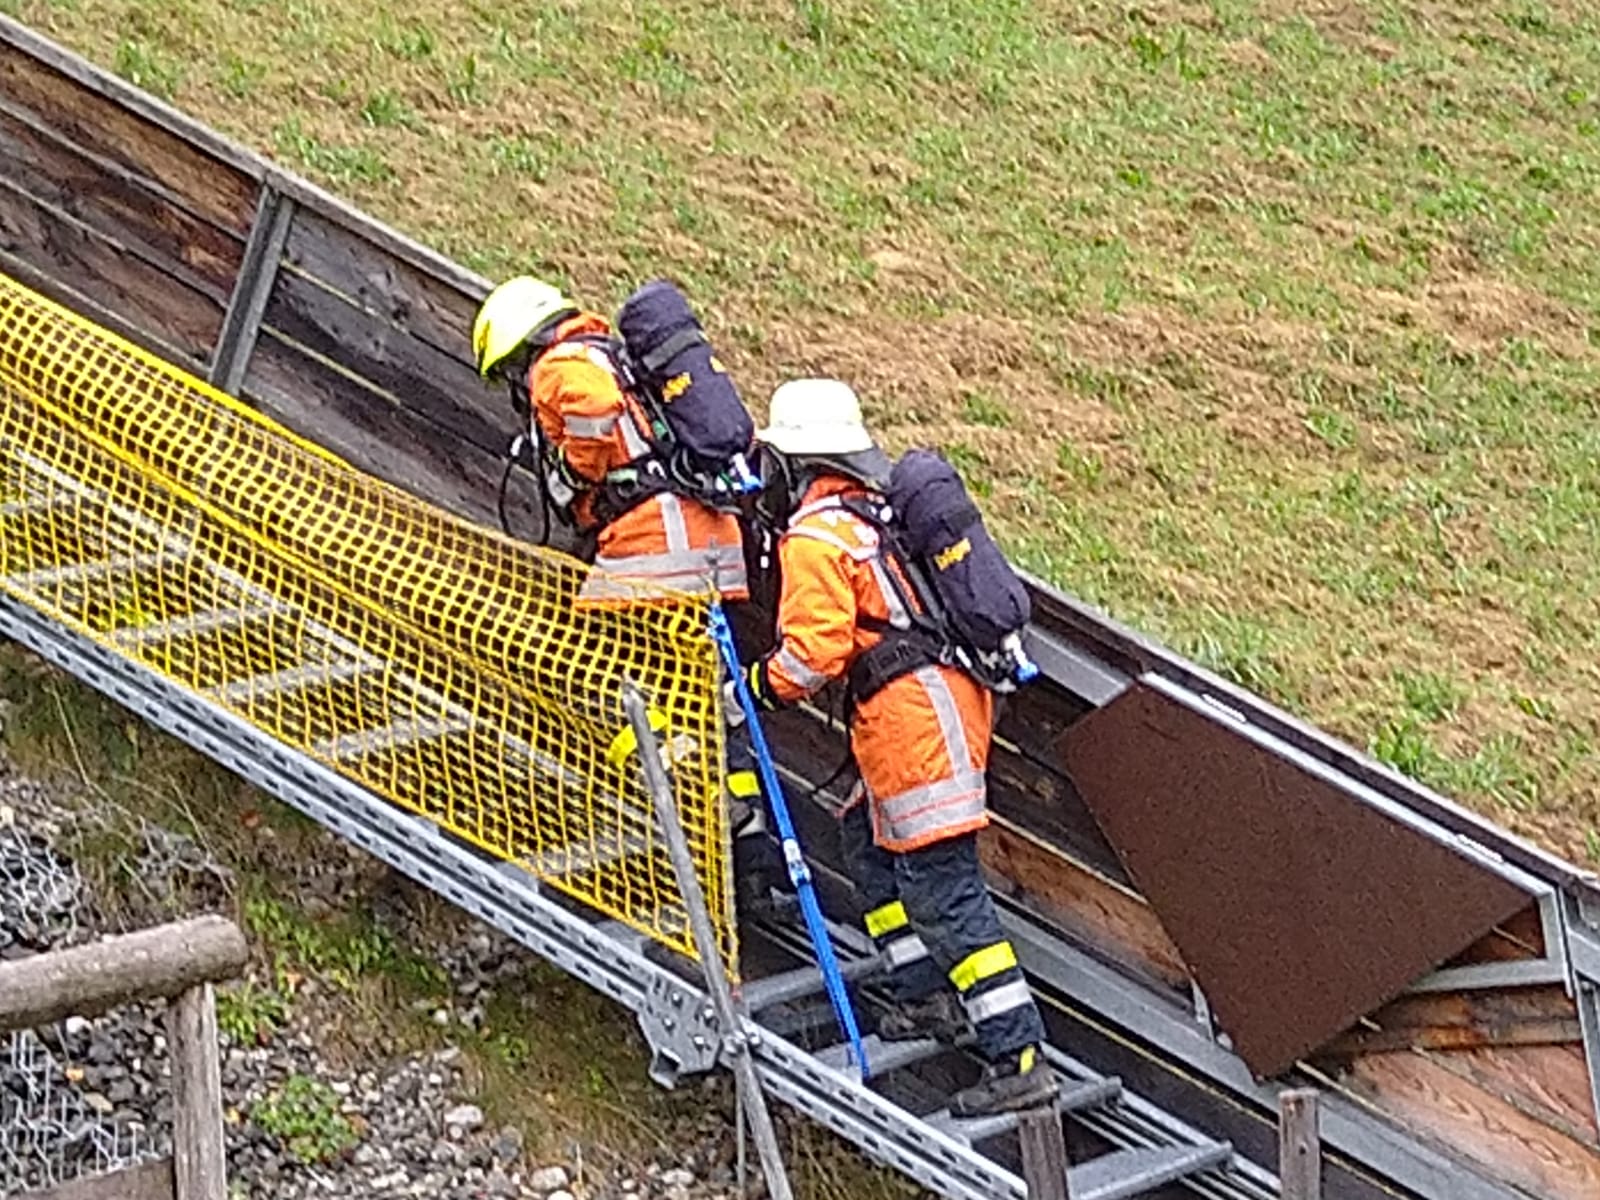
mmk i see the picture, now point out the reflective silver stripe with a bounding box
[917,667,975,776]
[785,525,877,562]
[581,546,749,600]
[877,773,988,844]
[883,934,932,971]
[962,978,1034,1024]
[619,407,653,458]
[774,644,830,692]
[658,493,690,554]
[787,496,844,525]
[870,558,913,629]
[563,412,619,438]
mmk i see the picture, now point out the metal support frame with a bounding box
[624,683,793,1200]
[209,184,294,396]
[0,595,1044,1200]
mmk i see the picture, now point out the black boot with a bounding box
[734,832,797,924]
[876,991,968,1044]
[947,1046,1060,1117]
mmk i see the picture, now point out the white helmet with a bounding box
[759,379,876,455]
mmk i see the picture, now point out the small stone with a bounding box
[492,1125,523,1162]
[83,1092,114,1116]
[547,1192,576,1200]
[525,1164,569,1191]
[443,1103,484,1133]
[432,1008,451,1027]
[63,1016,91,1037]
[660,1168,695,1188]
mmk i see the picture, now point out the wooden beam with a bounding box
[1018,1107,1072,1200]
[0,915,246,1032]
[1279,1089,1322,1200]
[209,185,293,395]
[168,983,227,1200]
[13,1158,173,1200]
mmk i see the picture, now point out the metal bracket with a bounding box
[637,972,721,1087]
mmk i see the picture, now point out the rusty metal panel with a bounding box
[1058,682,1532,1078]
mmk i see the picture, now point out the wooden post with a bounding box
[1018,1107,1072,1200]
[168,983,227,1200]
[0,916,247,1033]
[1279,1088,1322,1200]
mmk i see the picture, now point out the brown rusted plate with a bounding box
[1058,682,1532,1078]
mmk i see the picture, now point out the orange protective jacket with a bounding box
[762,476,993,852]
[528,313,748,605]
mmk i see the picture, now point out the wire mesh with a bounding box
[0,271,734,971]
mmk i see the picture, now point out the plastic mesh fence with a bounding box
[0,271,735,971]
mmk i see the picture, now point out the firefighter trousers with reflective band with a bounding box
[840,800,1045,1062]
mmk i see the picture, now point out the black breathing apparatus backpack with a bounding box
[500,279,758,541]
[841,449,1039,700]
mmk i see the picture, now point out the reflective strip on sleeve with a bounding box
[884,934,932,971]
[727,769,761,799]
[950,941,1019,993]
[864,900,910,938]
[563,413,619,438]
[774,644,830,693]
[917,667,975,774]
[962,977,1034,1024]
[658,493,690,553]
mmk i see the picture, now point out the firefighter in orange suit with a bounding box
[472,276,748,605]
[473,276,782,911]
[743,378,1059,1118]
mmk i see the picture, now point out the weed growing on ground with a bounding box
[253,1074,358,1164]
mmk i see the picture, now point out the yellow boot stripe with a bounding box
[605,706,668,768]
[727,770,761,799]
[864,901,910,938]
[950,941,1019,992]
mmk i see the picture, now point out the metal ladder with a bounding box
[0,457,1279,1200]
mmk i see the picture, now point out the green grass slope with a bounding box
[6,0,1599,855]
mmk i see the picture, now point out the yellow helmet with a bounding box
[471,276,576,378]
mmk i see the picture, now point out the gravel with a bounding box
[0,757,755,1200]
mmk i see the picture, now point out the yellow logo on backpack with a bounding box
[660,371,692,403]
[933,537,972,571]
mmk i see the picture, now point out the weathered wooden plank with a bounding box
[0,176,223,366]
[1451,1042,1600,1145]
[0,98,242,300]
[0,36,256,236]
[1019,1107,1072,1200]
[282,205,485,363]
[1347,1049,1600,1200]
[1279,1090,1322,1200]
[263,265,509,458]
[1320,985,1580,1058]
[14,1158,174,1200]
[168,984,227,1200]
[244,328,519,528]
[0,916,246,1032]
[988,737,1125,882]
[978,818,1190,993]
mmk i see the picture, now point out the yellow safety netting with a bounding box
[0,272,736,971]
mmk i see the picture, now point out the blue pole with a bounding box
[708,604,869,1078]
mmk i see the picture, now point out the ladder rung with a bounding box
[817,1034,944,1077]
[112,602,283,648]
[1068,1142,1233,1200]
[0,494,69,519]
[740,956,886,1012]
[530,836,644,880]
[7,550,173,590]
[315,713,472,761]
[210,658,376,706]
[926,1076,1123,1145]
